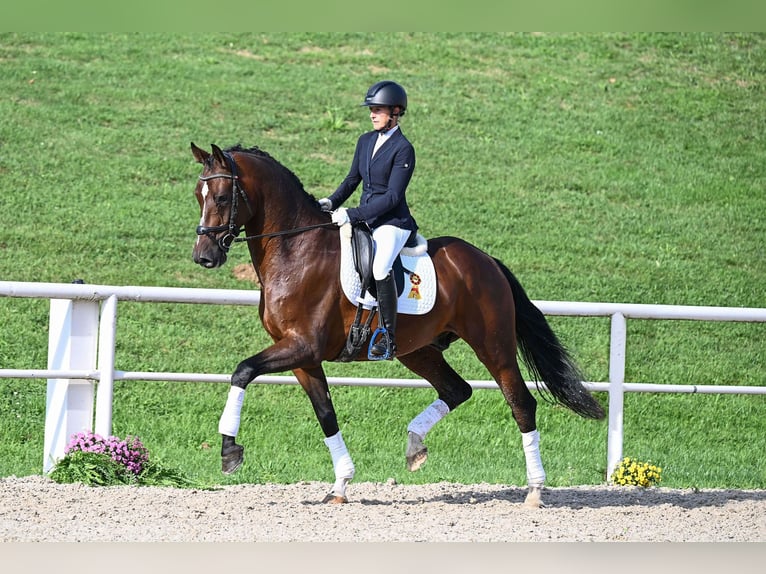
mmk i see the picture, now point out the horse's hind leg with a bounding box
[470,341,546,507]
[453,291,546,504]
[502,370,547,508]
[397,345,474,471]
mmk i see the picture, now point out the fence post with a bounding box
[607,312,627,480]
[43,298,99,473]
[94,294,117,438]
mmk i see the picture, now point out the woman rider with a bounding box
[319,80,418,359]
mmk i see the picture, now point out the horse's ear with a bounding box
[211,144,227,168]
[190,142,209,164]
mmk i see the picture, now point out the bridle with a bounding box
[195,152,251,252]
[195,151,334,252]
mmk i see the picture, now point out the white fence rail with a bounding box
[1,280,765,477]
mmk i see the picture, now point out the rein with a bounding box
[196,152,334,252]
[233,222,336,243]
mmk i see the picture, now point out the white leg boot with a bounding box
[323,431,355,503]
[522,429,546,508]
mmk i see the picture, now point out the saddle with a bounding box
[336,223,419,362]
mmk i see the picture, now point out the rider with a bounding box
[319,80,418,359]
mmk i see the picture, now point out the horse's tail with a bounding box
[494,258,605,420]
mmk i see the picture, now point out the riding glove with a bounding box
[331,208,350,226]
[318,198,333,212]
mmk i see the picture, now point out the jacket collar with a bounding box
[369,126,401,162]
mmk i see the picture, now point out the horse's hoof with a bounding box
[523,486,545,509]
[406,449,428,472]
[322,493,348,504]
[406,432,428,472]
[221,444,244,475]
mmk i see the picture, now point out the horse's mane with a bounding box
[225,144,318,203]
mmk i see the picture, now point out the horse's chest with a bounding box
[259,290,298,334]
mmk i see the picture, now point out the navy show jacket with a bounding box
[328,128,418,233]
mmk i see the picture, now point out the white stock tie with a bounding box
[372,132,386,157]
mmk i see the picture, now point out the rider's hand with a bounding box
[331,208,350,226]
[318,198,332,212]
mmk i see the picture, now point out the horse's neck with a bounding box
[244,203,330,285]
[239,155,333,283]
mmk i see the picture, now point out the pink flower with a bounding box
[65,430,149,475]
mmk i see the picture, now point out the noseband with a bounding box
[195,151,335,252]
[196,152,252,253]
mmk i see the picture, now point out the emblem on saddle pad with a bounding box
[407,272,422,300]
[338,224,436,315]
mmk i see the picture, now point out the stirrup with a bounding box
[368,326,394,360]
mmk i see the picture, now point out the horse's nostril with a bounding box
[193,252,210,267]
[193,245,223,268]
[193,250,225,269]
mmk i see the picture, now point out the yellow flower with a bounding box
[611,456,662,487]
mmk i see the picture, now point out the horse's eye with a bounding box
[214,194,229,206]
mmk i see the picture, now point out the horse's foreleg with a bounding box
[219,386,246,474]
[322,431,355,503]
[398,347,473,472]
[218,338,318,475]
[293,367,355,504]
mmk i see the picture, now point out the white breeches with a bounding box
[372,225,411,281]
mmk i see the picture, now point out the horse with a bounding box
[190,142,605,507]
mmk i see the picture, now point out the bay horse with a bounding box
[190,142,605,507]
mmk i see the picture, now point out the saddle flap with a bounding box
[350,224,374,294]
[350,224,406,298]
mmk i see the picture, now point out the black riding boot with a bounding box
[371,272,397,359]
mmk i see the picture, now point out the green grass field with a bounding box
[1,33,764,489]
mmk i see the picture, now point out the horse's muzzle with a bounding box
[192,241,227,269]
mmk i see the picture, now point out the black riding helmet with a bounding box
[361,80,407,116]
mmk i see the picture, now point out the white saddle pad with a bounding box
[339,224,436,315]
